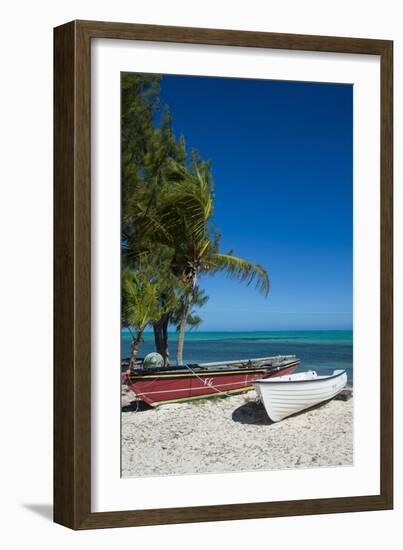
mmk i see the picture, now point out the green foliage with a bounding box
[209,252,269,296]
[121,268,160,334]
[141,159,269,363]
[170,287,209,332]
[122,262,182,332]
[121,73,161,212]
[149,160,270,296]
[121,72,270,363]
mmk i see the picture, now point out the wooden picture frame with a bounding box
[54,20,393,529]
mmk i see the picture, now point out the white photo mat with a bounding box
[91,38,380,513]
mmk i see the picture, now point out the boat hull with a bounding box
[254,369,347,422]
[124,358,300,406]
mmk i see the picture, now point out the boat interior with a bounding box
[123,355,298,375]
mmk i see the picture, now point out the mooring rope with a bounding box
[183,362,253,399]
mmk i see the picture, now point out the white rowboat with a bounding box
[254,369,348,422]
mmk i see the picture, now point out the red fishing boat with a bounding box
[123,355,300,407]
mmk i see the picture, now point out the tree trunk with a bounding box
[129,329,143,370]
[162,315,169,366]
[153,313,170,366]
[176,273,197,366]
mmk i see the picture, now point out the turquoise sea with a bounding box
[121,330,353,384]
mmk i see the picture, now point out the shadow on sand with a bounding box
[121,400,153,413]
[232,394,351,426]
[232,401,274,425]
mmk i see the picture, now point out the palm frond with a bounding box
[211,253,270,296]
[159,161,213,244]
[122,268,159,330]
[141,213,173,245]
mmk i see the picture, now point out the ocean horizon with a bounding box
[121,329,353,383]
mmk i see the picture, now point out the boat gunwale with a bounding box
[123,354,298,370]
[127,360,301,380]
[254,369,347,385]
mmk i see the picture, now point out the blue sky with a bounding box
[158,75,353,331]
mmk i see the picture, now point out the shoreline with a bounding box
[121,386,353,478]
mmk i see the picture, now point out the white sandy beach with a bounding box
[121,386,353,477]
